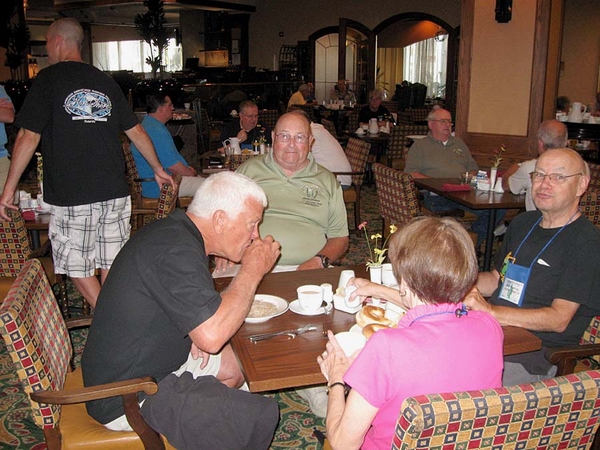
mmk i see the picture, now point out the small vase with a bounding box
[489,168,498,192]
[369,265,383,284]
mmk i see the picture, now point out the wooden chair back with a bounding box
[336,138,370,232]
[392,370,600,450]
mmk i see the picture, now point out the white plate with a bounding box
[289,299,331,316]
[245,295,289,323]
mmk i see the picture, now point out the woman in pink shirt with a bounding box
[318,217,504,450]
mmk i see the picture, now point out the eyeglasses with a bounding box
[275,132,309,144]
[430,119,453,125]
[369,97,382,101]
[530,172,582,184]
[241,112,259,119]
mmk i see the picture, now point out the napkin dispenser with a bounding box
[333,294,362,314]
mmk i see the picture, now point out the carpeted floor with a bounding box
[0,186,379,449]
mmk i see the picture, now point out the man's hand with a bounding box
[297,256,323,271]
[463,286,492,314]
[237,129,248,143]
[0,192,18,221]
[190,342,210,370]
[213,256,234,275]
[153,168,174,190]
[240,235,280,276]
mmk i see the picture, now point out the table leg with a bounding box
[29,230,41,250]
[483,209,497,271]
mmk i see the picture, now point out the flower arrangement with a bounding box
[491,144,507,169]
[257,125,267,145]
[358,221,398,268]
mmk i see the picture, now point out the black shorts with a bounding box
[141,373,279,450]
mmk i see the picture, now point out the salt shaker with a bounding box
[321,283,333,303]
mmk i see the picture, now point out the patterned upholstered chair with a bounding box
[0,208,67,313]
[580,189,600,227]
[372,163,423,237]
[155,173,181,220]
[546,315,600,376]
[258,109,280,130]
[346,108,361,133]
[335,138,370,233]
[392,370,600,450]
[385,125,429,170]
[588,163,600,191]
[122,138,192,231]
[381,100,399,114]
[0,259,174,450]
[406,107,430,124]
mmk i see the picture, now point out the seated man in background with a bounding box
[289,110,352,189]
[405,107,501,247]
[465,148,600,386]
[220,100,272,151]
[131,92,204,198]
[237,111,349,418]
[330,79,356,106]
[82,172,281,449]
[288,83,316,109]
[358,89,391,126]
[502,119,567,211]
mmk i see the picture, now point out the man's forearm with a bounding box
[477,270,500,297]
[319,236,349,262]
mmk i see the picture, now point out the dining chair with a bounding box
[588,163,600,191]
[392,370,600,450]
[381,100,400,114]
[406,107,430,124]
[258,109,280,130]
[372,163,423,237]
[155,173,181,220]
[122,137,192,231]
[346,108,360,133]
[385,124,429,170]
[580,188,600,227]
[321,118,348,147]
[0,258,174,450]
[0,208,70,316]
[334,137,370,234]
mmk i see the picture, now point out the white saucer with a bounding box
[349,324,362,334]
[289,299,331,316]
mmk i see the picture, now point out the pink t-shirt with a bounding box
[344,302,503,450]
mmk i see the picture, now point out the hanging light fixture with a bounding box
[434,27,447,42]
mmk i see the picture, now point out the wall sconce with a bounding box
[495,0,512,23]
[434,27,447,42]
[28,57,38,78]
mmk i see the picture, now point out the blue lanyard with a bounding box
[513,211,579,269]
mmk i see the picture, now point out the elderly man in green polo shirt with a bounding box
[236,111,349,271]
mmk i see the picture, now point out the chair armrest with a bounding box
[28,239,52,259]
[332,171,364,176]
[545,344,600,376]
[30,376,158,405]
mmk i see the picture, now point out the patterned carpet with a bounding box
[0,187,379,449]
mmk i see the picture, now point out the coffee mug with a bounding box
[381,263,397,286]
[297,285,323,311]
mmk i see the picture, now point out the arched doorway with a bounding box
[310,13,457,111]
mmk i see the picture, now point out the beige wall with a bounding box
[467,0,536,136]
[248,0,461,70]
[558,0,600,110]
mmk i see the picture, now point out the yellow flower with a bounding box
[360,223,397,268]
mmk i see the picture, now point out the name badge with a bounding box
[498,262,530,306]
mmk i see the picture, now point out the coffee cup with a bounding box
[338,270,355,289]
[184,102,191,110]
[381,263,397,286]
[297,285,323,311]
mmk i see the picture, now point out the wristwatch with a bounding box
[316,254,330,268]
[327,381,349,396]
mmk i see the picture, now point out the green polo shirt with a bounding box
[404,133,479,178]
[238,152,348,265]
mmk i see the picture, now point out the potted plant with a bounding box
[134,0,169,79]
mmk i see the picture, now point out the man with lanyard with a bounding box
[465,148,600,385]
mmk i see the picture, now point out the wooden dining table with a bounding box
[24,212,50,250]
[221,265,542,393]
[413,177,526,271]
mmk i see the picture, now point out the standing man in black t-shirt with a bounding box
[0,18,171,308]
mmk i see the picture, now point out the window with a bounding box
[92,38,182,73]
[402,37,447,98]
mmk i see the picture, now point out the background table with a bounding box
[220,265,541,393]
[413,178,525,271]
